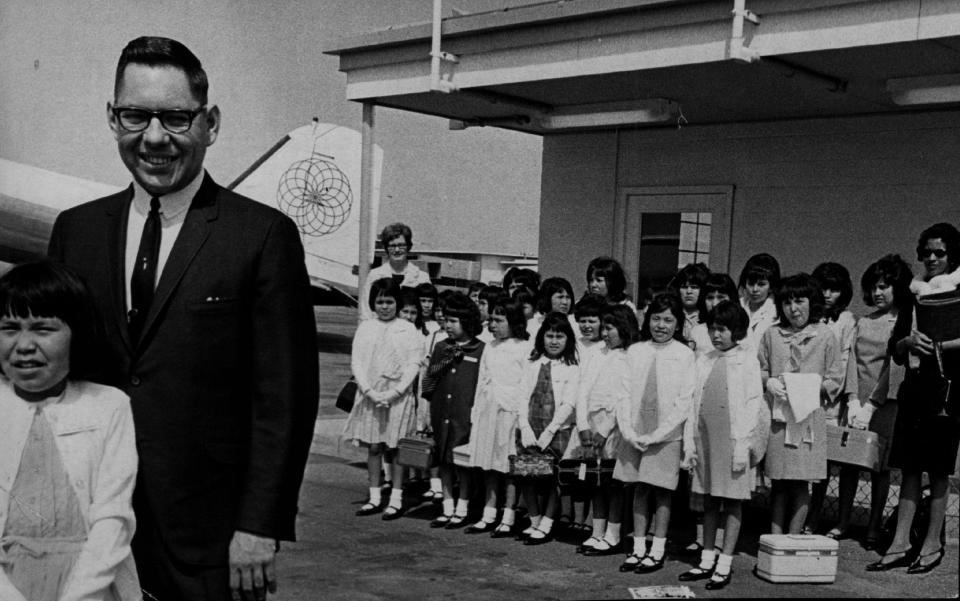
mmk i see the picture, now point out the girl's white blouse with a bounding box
[516,355,581,429]
[618,339,696,446]
[575,346,630,437]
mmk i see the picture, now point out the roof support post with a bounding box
[358,102,375,322]
[730,0,761,63]
[431,0,459,92]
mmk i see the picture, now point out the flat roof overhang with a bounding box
[325,0,960,134]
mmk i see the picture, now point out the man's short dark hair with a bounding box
[115,36,208,104]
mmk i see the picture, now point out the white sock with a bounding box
[501,507,516,526]
[591,518,607,540]
[368,487,382,506]
[389,488,403,508]
[715,553,733,575]
[699,548,717,569]
[442,498,455,516]
[538,516,554,534]
[649,536,667,560]
[482,506,498,523]
[455,498,469,517]
[634,535,647,556]
[604,522,621,545]
[430,477,442,493]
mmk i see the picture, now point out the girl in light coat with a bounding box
[0,261,139,601]
[738,253,781,354]
[680,301,764,590]
[616,294,696,574]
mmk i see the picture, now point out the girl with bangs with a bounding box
[738,253,781,353]
[688,273,739,358]
[669,263,711,341]
[616,294,696,574]
[534,277,578,334]
[586,257,637,315]
[465,299,531,536]
[514,312,581,544]
[575,304,638,557]
[758,273,844,535]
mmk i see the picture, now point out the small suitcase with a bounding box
[395,435,434,470]
[826,424,886,471]
[756,534,838,583]
[452,444,471,468]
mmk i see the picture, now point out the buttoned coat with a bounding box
[47,174,320,566]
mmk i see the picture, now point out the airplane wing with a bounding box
[0,158,123,264]
[230,120,383,305]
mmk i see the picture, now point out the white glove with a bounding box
[732,441,748,472]
[520,425,537,449]
[765,377,787,402]
[851,402,875,430]
[681,449,697,470]
[537,428,556,451]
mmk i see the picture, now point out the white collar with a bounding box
[130,169,205,221]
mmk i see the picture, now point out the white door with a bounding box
[613,185,734,303]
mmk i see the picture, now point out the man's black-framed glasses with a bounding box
[112,106,206,134]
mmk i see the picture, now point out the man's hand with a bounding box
[229,531,277,601]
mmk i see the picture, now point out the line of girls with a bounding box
[342,223,960,586]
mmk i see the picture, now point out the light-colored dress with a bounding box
[759,323,843,481]
[517,356,580,456]
[823,310,857,424]
[342,317,423,447]
[686,345,764,501]
[688,322,713,358]
[741,296,778,356]
[572,346,630,459]
[467,338,531,472]
[615,340,695,490]
[844,310,901,468]
[0,379,140,601]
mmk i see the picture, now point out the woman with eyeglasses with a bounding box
[359,223,433,321]
[868,222,960,574]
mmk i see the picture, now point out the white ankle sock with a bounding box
[482,506,498,523]
[501,508,516,526]
[715,553,733,575]
[592,518,607,540]
[455,498,469,517]
[442,498,455,515]
[699,548,717,569]
[389,488,403,508]
[368,487,382,506]
[604,522,621,545]
[634,535,647,556]
[430,477,442,492]
[538,516,554,534]
[649,536,667,560]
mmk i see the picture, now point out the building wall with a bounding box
[539,111,960,312]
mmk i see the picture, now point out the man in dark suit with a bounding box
[48,36,319,601]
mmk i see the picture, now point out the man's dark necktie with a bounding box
[129,197,161,344]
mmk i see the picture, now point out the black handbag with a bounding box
[336,378,357,412]
[557,446,614,490]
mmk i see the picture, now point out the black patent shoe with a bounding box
[445,514,468,529]
[907,547,945,574]
[678,565,714,581]
[430,514,452,528]
[581,540,622,556]
[619,554,643,572]
[634,554,665,574]
[490,523,514,538]
[705,570,732,590]
[465,520,496,534]
[523,528,552,545]
[355,502,381,516]
[381,505,404,520]
[866,549,914,571]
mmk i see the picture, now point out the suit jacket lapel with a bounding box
[106,187,134,354]
[136,175,219,352]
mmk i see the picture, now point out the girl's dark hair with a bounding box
[537,277,575,314]
[442,291,483,337]
[414,282,438,319]
[600,304,640,348]
[489,298,530,340]
[917,222,960,272]
[531,312,578,364]
[399,287,427,334]
[467,281,486,296]
[704,300,749,343]
[506,268,540,295]
[574,293,606,319]
[367,277,403,312]
[380,222,413,247]
[696,273,739,321]
[0,261,101,380]
[738,253,781,290]
[774,273,825,327]
[511,287,536,312]
[669,262,711,291]
[640,292,686,343]
[860,254,913,310]
[586,256,628,303]
[479,285,507,307]
[812,262,853,320]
